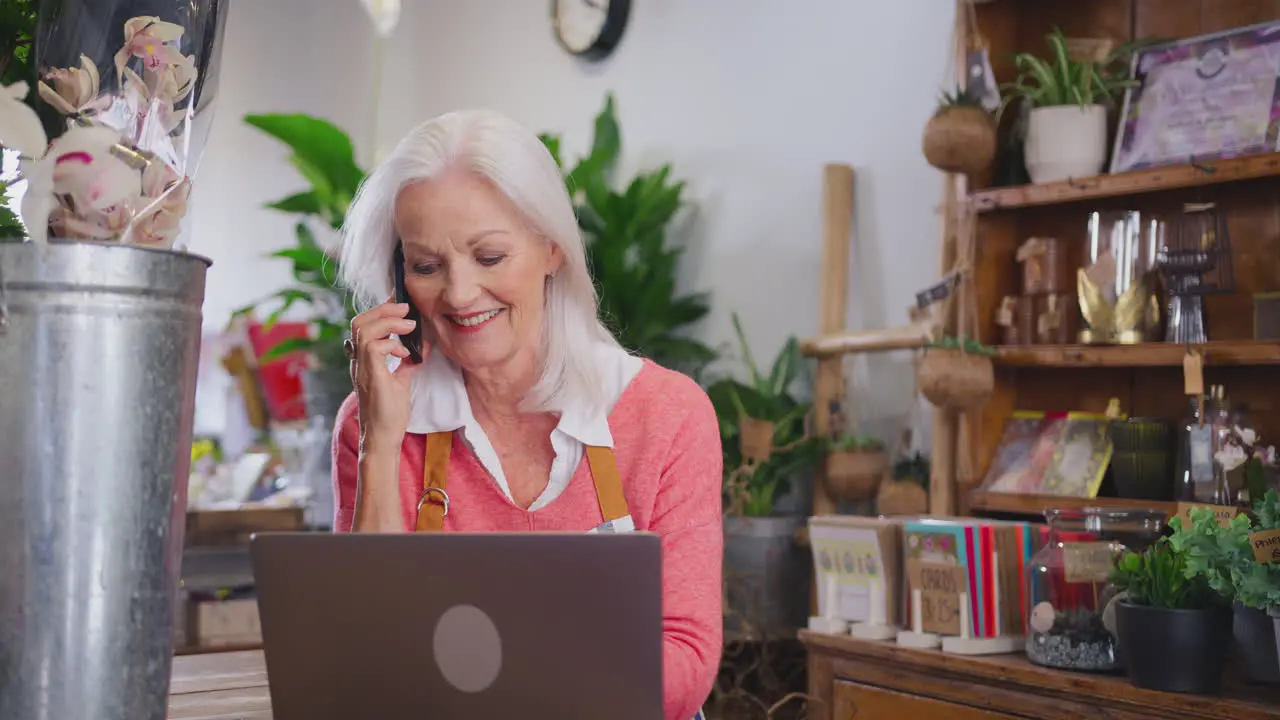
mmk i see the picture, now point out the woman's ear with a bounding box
[546,241,564,277]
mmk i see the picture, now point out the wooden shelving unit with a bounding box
[968,491,1178,517]
[970,152,1280,213]
[994,340,1280,368]
[948,0,1280,520]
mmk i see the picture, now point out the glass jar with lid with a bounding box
[1025,507,1166,672]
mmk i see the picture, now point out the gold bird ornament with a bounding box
[1078,268,1114,343]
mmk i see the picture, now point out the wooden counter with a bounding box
[800,630,1280,720]
[168,650,271,719]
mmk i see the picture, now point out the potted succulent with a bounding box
[878,450,930,516]
[922,85,996,176]
[917,335,995,412]
[1170,495,1280,684]
[825,434,887,503]
[1001,27,1139,183]
[1109,537,1233,694]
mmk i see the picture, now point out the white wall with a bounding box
[192,0,956,445]
[187,0,381,327]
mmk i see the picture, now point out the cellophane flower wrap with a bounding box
[0,0,227,249]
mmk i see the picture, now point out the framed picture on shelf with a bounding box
[1109,19,1280,174]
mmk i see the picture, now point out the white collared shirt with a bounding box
[404,342,644,510]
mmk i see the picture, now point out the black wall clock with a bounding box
[550,0,631,61]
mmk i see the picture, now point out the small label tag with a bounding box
[996,296,1016,326]
[588,515,636,534]
[1250,529,1280,564]
[965,47,1000,112]
[1184,351,1204,395]
[915,273,958,310]
[1174,503,1237,530]
[1063,542,1115,584]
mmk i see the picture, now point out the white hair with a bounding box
[339,109,622,415]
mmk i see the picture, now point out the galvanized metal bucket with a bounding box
[0,240,210,720]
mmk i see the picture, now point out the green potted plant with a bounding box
[234,113,365,422]
[1170,495,1280,684]
[922,85,996,176]
[824,434,887,503]
[707,312,822,639]
[539,94,716,379]
[1109,536,1233,694]
[918,335,996,411]
[1001,27,1140,183]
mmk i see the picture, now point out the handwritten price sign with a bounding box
[908,560,968,636]
[1250,529,1280,564]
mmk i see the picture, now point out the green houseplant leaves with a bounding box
[1001,27,1142,110]
[539,94,715,378]
[1110,538,1222,610]
[235,114,364,371]
[1168,492,1280,611]
[706,312,822,516]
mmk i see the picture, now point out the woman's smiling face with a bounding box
[394,166,562,373]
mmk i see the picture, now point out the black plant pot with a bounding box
[1115,601,1232,694]
[1234,604,1280,684]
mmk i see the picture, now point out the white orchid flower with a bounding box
[123,68,183,135]
[1215,443,1248,472]
[1236,426,1258,447]
[0,81,49,158]
[125,161,190,248]
[16,123,139,244]
[50,124,142,211]
[37,54,106,116]
[145,52,197,105]
[18,155,54,244]
[360,0,402,37]
[115,16,187,82]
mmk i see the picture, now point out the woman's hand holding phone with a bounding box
[349,299,424,451]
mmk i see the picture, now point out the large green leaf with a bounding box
[245,113,366,195]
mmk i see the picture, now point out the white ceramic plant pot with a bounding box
[1024,104,1108,184]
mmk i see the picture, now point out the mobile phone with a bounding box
[392,243,424,364]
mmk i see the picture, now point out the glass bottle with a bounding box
[1175,395,1214,502]
[1206,385,1234,505]
[1025,507,1166,672]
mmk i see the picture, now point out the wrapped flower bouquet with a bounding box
[0,1,227,249]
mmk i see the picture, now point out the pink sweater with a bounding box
[332,360,724,720]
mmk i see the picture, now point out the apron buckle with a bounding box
[418,486,450,518]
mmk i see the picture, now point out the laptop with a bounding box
[250,532,664,720]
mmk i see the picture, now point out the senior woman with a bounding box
[330,109,723,720]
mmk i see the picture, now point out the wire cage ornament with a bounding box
[1156,201,1236,344]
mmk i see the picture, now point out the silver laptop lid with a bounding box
[250,532,664,720]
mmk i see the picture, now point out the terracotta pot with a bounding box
[739,416,775,465]
[922,106,997,175]
[825,449,887,502]
[918,348,994,411]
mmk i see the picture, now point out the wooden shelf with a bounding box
[968,491,1178,517]
[969,152,1280,213]
[802,630,1280,720]
[993,340,1280,367]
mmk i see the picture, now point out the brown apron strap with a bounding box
[417,432,630,529]
[416,431,453,532]
[585,445,630,523]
